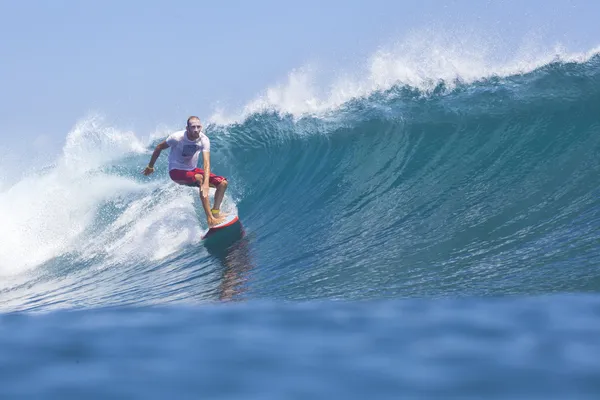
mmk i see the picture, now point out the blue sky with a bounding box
[1,0,599,159]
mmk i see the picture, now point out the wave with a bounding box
[1,49,600,310]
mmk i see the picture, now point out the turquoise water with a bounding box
[1,54,599,398]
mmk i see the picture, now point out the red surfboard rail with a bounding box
[202,214,240,240]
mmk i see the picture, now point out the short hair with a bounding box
[187,116,201,126]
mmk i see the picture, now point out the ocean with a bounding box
[1,50,599,398]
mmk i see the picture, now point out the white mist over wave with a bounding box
[209,30,600,125]
[0,116,146,275]
[60,114,148,171]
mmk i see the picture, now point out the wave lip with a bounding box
[209,31,600,124]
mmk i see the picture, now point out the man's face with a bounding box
[187,119,202,138]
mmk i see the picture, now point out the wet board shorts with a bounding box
[169,168,227,187]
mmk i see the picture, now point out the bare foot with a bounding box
[208,215,227,227]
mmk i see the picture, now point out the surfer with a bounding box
[142,116,228,227]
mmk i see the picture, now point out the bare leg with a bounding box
[212,180,228,216]
[195,174,224,227]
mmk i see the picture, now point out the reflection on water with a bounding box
[203,223,255,302]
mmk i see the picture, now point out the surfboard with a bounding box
[201,213,242,240]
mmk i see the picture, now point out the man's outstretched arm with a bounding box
[143,141,169,175]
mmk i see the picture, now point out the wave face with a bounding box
[221,56,600,300]
[1,55,600,309]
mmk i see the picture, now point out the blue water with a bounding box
[2,296,600,399]
[1,53,600,398]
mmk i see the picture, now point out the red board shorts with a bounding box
[169,168,227,188]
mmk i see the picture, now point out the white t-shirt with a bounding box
[165,129,210,171]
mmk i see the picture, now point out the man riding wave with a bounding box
[143,116,228,227]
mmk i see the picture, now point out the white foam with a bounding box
[78,184,202,265]
[79,183,239,268]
